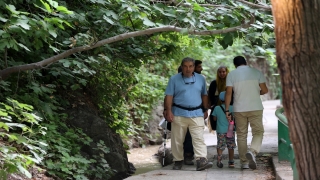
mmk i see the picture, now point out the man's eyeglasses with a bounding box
[182,74,196,84]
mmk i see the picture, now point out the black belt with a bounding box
[173,103,202,111]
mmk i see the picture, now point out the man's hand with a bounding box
[204,110,208,120]
[259,83,269,95]
[225,112,232,121]
[165,110,174,122]
[163,109,167,117]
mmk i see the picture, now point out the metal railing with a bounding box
[275,108,298,179]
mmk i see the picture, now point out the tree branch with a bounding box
[234,0,272,11]
[184,3,230,8]
[149,0,270,10]
[0,16,254,80]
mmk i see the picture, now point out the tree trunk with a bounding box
[271,1,320,179]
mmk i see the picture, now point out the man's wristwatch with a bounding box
[225,110,229,112]
[202,108,208,112]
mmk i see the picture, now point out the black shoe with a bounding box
[184,156,194,165]
[216,155,223,168]
[196,157,213,171]
[173,160,183,170]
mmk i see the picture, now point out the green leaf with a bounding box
[0,109,8,116]
[103,15,115,25]
[7,134,18,141]
[0,122,9,131]
[15,19,30,30]
[89,0,108,4]
[0,30,5,37]
[49,45,60,52]
[222,33,234,47]
[48,26,57,38]
[16,102,33,111]
[6,4,20,15]
[251,24,263,29]
[255,45,266,53]
[47,0,59,8]
[29,84,42,94]
[17,164,32,178]
[163,12,176,18]
[61,60,71,67]
[142,17,155,27]
[16,134,28,143]
[106,10,118,19]
[0,39,9,50]
[71,84,80,90]
[193,3,205,11]
[17,43,30,51]
[56,6,73,14]
[0,16,7,22]
[5,39,13,48]
[40,0,52,13]
[6,123,27,130]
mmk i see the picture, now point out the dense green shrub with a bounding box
[0,99,46,179]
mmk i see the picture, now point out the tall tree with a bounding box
[272,1,320,179]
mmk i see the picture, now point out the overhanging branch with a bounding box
[0,16,255,80]
[149,0,271,10]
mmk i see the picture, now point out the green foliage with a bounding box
[37,116,113,179]
[40,121,92,179]
[0,0,276,179]
[0,99,47,178]
[124,67,167,137]
[202,39,244,82]
[90,140,113,179]
[0,0,73,54]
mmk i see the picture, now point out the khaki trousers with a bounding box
[234,110,264,164]
[171,116,207,161]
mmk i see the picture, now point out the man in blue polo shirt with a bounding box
[164,57,213,171]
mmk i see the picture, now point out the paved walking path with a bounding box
[126,100,293,180]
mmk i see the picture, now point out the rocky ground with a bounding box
[7,167,55,180]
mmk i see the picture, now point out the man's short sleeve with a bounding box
[197,74,207,95]
[165,77,175,95]
[202,79,207,95]
[259,71,267,83]
[226,73,233,87]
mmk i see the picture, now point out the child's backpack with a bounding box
[210,105,236,131]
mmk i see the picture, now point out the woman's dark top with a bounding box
[208,80,234,107]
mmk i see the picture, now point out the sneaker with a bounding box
[228,160,234,168]
[241,164,249,169]
[172,160,183,170]
[184,156,194,165]
[246,151,257,169]
[196,157,213,171]
[216,155,223,168]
